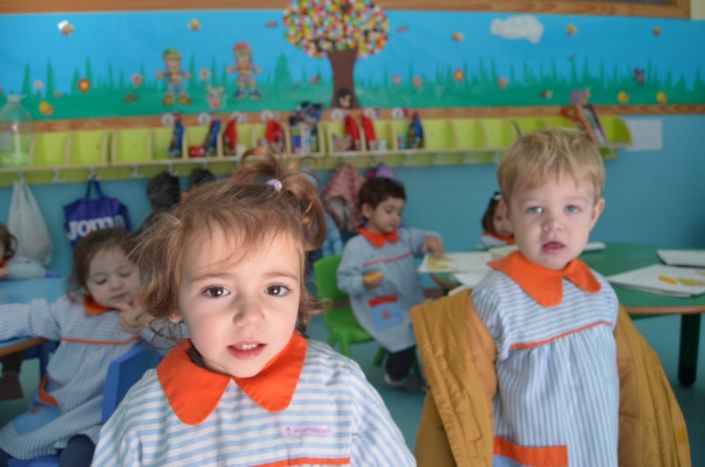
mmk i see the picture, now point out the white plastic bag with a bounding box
[8,180,53,265]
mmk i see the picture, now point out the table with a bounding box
[430,243,705,387]
[0,278,64,368]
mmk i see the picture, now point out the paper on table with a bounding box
[417,251,491,273]
[606,264,705,298]
[657,249,705,268]
[488,242,607,260]
[451,267,493,288]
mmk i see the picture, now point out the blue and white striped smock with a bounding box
[471,267,620,467]
[337,228,438,352]
[92,339,414,466]
[0,295,140,459]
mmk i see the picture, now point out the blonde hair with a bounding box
[131,147,326,334]
[497,129,605,204]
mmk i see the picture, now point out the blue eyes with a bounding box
[525,206,581,214]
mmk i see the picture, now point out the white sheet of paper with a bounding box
[606,264,705,298]
[417,251,491,273]
[451,268,492,287]
[657,249,705,268]
[624,119,662,152]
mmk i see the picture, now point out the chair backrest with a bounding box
[312,255,348,302]
[101,341,161,422]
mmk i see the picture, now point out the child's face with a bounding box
[507,176,604,271]
[362,197,405,235]
[175,230,301,378]
[492,202,513,238]
[85,248,141,309]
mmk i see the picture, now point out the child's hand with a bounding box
[0,267,9,279]
[363,272,384,289]
[117,301,152,334]
[422,236,445,259]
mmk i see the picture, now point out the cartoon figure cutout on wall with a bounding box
[227,42,262,100]
[156,48,192,106]
[283,0,390,110]
[206,85,226,110]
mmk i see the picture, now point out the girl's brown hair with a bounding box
[132,147,326,333]
[0,223,17,260]
[67,227,135,301]
[481,192,503,234]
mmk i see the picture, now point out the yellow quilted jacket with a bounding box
[412,291,691,467]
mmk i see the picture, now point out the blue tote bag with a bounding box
[63,178,131,247]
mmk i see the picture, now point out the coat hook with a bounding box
[52,168,65,183]
[88,166,101,180]
[130,165,143,179]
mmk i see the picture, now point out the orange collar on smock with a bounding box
[84,296,111,315]
[488,251,601,307]
[157,333,308,425]
[359,227,398,248]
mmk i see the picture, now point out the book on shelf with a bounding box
[606,264,705,298]
[656,249,705,268]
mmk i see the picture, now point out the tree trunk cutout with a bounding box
[329,49,359,109]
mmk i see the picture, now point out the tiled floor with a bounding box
[1,312,703,464]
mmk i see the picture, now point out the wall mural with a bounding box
[0,3,704,120]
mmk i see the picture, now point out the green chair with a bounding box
[312,255,421,378]
[313,255,385,365]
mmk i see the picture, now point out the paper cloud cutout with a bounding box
[490,15,544,44]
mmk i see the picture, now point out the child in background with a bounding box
[414,129,689,465]
[0,228,145,467]
[0,223,46,280]
[477,191,514,249]
[0,223,47,401]
[337,177,444,393]
[92,149,414,466]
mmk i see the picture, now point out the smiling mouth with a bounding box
[228,342,265,360]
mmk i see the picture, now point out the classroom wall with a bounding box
[0,114,703,277]
[693,0,705,19]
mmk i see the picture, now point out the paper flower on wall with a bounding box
[566,23,578,37]
[412,76,423,89]
[656,91,668,104]
[38,101,54,116]
[131,73,143,89]
[498,77,508,89]
[188,19,202,31]
[490,15,544,44]
[452,31,463,42]
[392,74,401,85]
[618,91,629,104]
[453,69,465,82]
[653,26,661,37]
[199,69,211,82]
[78,78,91,93]
[58,20,74,37]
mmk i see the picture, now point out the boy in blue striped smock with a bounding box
[337,177,444,393]
[470,129,619,466]
[0,228,147,467]
[92,148,414,467]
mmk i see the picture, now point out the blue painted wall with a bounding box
[0,114,703,277]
